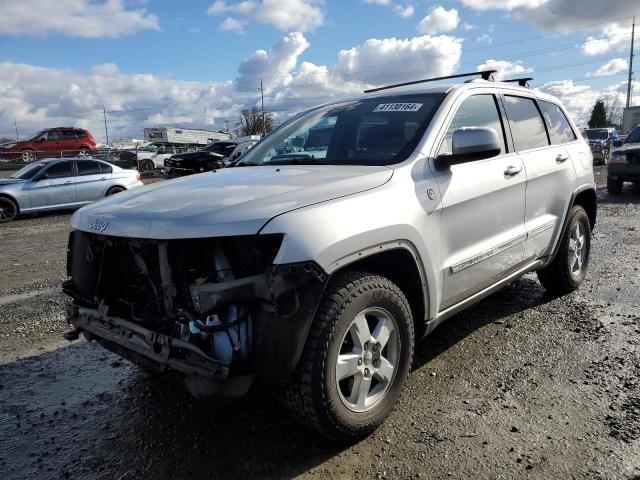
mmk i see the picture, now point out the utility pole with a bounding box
[224,120,229,133]
[626,16,635,108]
[14,119,18,141]
[102,105,110,146]
[260,78,266,137]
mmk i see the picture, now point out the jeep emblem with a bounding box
[88,218,109,233]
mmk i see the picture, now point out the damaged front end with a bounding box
[63,230,326,398]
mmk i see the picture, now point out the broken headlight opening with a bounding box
[63,230,326,397]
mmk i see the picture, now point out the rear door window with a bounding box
[503,96,550,151]
[77,161,101,176]
[61,130,78,140]
[99,163,113,174]
[538,101,577,145]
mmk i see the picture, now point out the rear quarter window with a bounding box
[538,101,577,145]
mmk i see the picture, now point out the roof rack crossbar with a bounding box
[363,70,498,93]
[502,77,533,88]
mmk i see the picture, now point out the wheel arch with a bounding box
[105,184,127,196]
[0,192,20,214]
[326,243,429,340]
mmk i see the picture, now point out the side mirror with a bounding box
[34,172,47,181]
[435,127,501,169]
[613,139,623,148]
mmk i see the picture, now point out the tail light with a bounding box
[136,173,141,181]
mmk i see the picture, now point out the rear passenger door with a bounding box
[60,129,79,156]
[433,93,528,310]
[502,95,577,260]
[75,160,106,202]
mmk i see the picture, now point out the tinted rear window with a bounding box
[75,130,87,139]
[77,161,101,175]
[503,96,549,151]
[538,101,576,145]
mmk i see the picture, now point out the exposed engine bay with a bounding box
[63,230,326,397]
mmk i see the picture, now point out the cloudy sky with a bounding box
[0,0,638,142]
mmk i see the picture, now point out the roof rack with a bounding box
[363,70,498,93]
[503,77,533,88]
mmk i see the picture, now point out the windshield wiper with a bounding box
[266,155,328,166]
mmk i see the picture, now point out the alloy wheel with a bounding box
[0,198,17,222]
[335,307,400,413]
[568,222,587,276]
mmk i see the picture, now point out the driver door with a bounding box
[27,160,77,208]
[431,93,528,310]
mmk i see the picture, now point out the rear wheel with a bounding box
[285,271,414,443]
[607,177,623,194]
[139,159,155,173]
[0,196,18,223]
[106,186,125,196]
[77,147,91,158]
[537,206,591,295]
[21,149,36,163]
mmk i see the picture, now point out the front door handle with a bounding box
[504,165,523,176]
[63,181,72,184]
[99,177,107,181]
[556,153,569,163]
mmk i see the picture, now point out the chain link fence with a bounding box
[0,147,166,179]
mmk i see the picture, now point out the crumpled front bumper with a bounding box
[66,304,254,398]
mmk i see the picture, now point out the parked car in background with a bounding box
[584,128,619,165]
[607,124,640,194]
[163,140,256,177]
[135,143,200,173]
[64,76,595,442]
[0,128,97,163]
[0,158,142,223]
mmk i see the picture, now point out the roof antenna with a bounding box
[364,70,498,93]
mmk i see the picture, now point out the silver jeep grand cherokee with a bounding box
[63,74,596,443]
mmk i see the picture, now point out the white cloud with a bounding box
[0,0,159,38]
[477,59,533,77]
[208,0,325,32]
[394,5,415,18]
[219,17,245,33]
[362,0,392,4]
[463,22,477,30]
[0,32,465,140]
[417,6,459,34]
[476,34,492,44]
[581,24,632,56]
[590,58,628,77]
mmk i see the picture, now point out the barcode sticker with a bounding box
[374,103,423,113]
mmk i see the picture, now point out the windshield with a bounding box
[586,130,608,140]
[625,126,640,144]
[9,162,46,179]
[26,130,45,141]
[237,93,445,166]
[202,142,237,155]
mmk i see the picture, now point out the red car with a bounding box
[0,128,97,162]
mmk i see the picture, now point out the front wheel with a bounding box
[0,196,18,223]
[537,205,591,295]
[139,159,155,173]
[285,271,414,443]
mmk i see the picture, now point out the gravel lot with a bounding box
[1,166,639,479]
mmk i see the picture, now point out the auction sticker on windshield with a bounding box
[373,103,423,112]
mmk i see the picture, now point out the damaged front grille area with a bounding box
[63,231,286,373]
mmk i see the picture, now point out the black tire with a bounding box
[0,196,18,223]
[607,177,623,194]
[140,159,155,173]
[537,205,591,295]
[106,186,125,196]
[285,271,414,443]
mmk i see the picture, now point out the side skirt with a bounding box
[424,259,544,334]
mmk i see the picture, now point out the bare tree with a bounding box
[236,107,274,137]
[602,95,623,127]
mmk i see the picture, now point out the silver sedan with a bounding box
[0,158,143,222]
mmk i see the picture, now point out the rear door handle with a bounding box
[504,165,523,176]
[556,154,569,163]
[63,181,72,184]
[99,177,107,181]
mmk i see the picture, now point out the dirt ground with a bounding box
[1,166,639,479]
